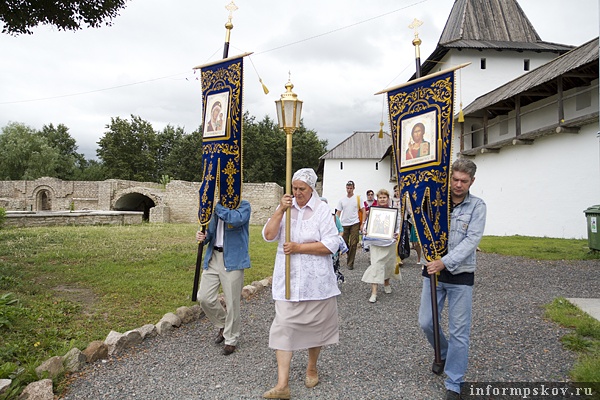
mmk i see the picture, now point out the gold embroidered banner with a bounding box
[376,65,467,261]
[195,54,248,225]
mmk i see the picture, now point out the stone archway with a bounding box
[113,192,156,221]
[39,190,51,211]
[34,187,54,211]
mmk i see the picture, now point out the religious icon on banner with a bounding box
[401,110,437,167]
[203,92,230,138]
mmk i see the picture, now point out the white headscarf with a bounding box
[292,168,317,191]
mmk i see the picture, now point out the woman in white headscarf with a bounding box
[262,168,340,399]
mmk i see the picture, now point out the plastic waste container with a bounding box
[584,205,600,251]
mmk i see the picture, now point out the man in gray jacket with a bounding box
[418,158,486,400]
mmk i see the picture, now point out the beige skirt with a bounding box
[269,297,339,351]
[361,244,399,284]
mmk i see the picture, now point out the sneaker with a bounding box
[384,285,392,294]
[369,294,377,303]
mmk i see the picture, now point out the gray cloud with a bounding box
[0,0,596,159]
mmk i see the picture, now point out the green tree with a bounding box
[39,123,86,180]
[291,125,328,179]
[1,0,128,35]
[242,114,327,187]
[163,127,203,182]
[242,113,285,184]
[96,115,158,182]
[0,122,60,180]
[72,159,108,181]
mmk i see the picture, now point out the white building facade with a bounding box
[319,132,394,212]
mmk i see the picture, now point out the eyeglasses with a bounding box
[346,181,354,186]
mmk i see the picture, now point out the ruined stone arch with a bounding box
[112,188,163,222]
[32,185,55,211]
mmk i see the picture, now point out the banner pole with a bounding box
[191,230,205,302]
[410,18,443,374]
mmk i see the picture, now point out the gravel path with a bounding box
[61,251,600,400]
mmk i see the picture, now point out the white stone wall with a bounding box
[321,157,395,213]
[440,50,560,109]
[469,122,600,239]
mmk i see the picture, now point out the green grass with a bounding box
[480,235,600,260]
[0,224,276,398]
[0,226,598,397]
[545,298,600,384]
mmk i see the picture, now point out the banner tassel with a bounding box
[248,55,269,95]
[260,78,270,95]
[458,103,465,122]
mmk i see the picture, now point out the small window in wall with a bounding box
[480,58,486,69]
[499,115,509,136]
[471,124,484,148]
[576,88,592,111]
[375,162,379,171]
[340,161,343,170]
[524,59,530,71]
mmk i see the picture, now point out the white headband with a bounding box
[292,168,317,191]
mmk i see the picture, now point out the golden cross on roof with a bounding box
[409,18,423,38]
[225,1,238,22]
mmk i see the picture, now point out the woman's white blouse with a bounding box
[262,194,341,301]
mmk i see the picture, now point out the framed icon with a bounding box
[365,206,399,240]
[400,110,437,168]
[203,92,230,138]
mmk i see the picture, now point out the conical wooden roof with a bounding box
[417,0,573,77]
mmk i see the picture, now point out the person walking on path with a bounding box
[361,188,400,303]
[195,200,252,356]
[336,180,361,270]
[262,168,340,400]
[418,158,486,400]
[361,189,378,253]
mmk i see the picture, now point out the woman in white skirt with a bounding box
[262,168,340,399]
[361,188,400,303]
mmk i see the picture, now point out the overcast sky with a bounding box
[0,0,598,159]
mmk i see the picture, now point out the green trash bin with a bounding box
[584,205,600,251]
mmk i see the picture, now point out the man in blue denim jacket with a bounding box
[196,200,251,356]
[418,159,486,400]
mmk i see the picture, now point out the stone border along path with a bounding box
[1,277,272,399]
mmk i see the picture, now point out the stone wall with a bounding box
[163,181,283,225]
[0,178,283,226]
[4,211,143,228]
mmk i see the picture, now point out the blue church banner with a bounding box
[196,54,246,225]
[383,68,458,262]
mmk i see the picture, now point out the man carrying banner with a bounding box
[418,158,486,400]
[195,199,251,356]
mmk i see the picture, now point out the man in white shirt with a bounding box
[336,180,361,270]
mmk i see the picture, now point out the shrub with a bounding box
[0,207,5,229]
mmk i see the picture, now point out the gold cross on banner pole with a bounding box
[223,1,238,59]
[409,18,424,77]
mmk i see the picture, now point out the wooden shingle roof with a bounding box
[440,0,540,44]
[463,37,599,117]
[417,0,573,77]
[320,131,392,160]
